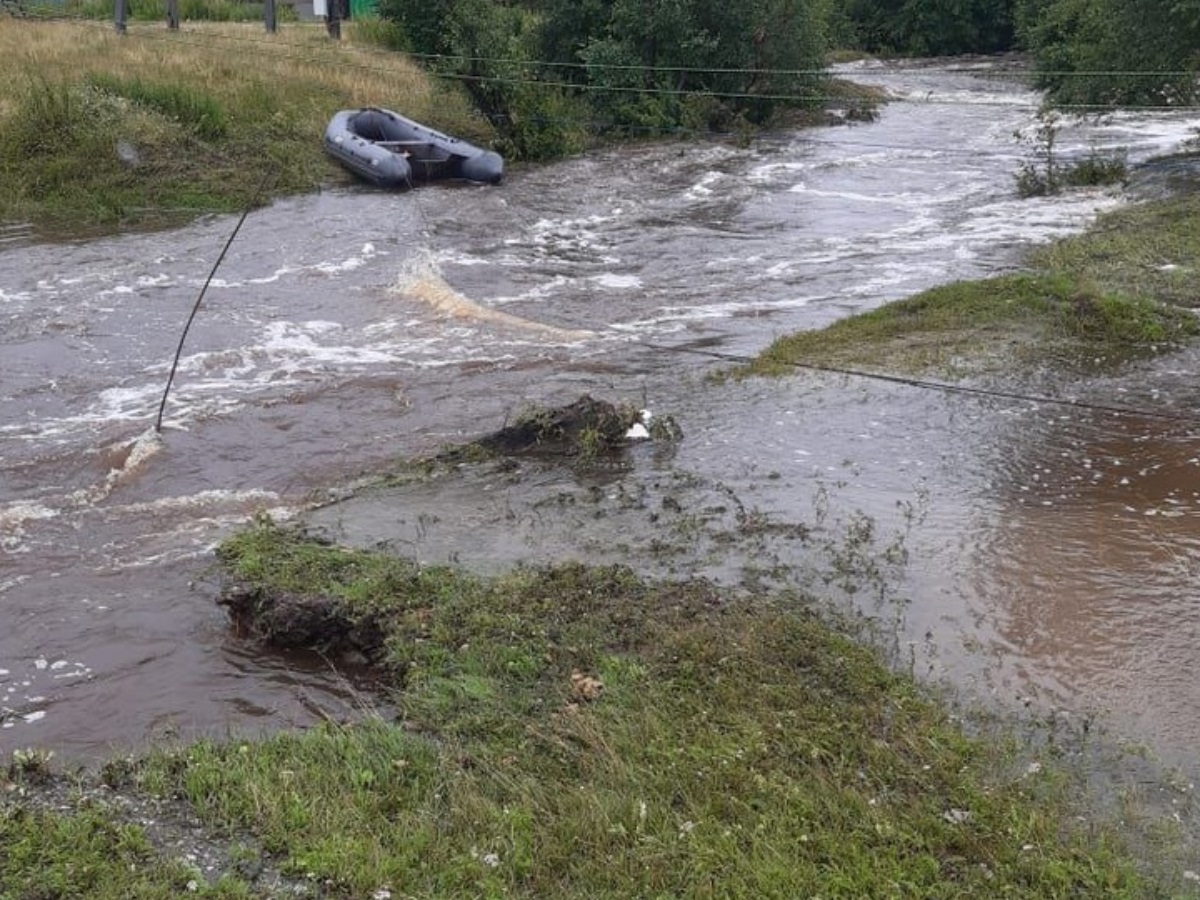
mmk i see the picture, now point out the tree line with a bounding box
[837,0,1200,108]
[372,0,1199,158]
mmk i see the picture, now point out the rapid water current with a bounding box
[3,57,1200,774]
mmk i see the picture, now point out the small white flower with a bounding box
[481,853,500,868]
[678,821,696,838]
[942,808,971,825]
[186,881,199,893]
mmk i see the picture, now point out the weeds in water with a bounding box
[1014,109,1128,198]
[7,748,54,784]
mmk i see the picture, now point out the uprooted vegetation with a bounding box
[388,395,683,480]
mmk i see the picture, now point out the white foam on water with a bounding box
[591,273,643,290]
[621,294,822,329]
[686,171,725,199]
[0,503,59,554]
[890,89,1039,108]
[0,577,29,595]
[745,160,815,184]
[259,320,413,366]
[111,488,279,516]
[961,191,1128,248]
[313,242,381,275]
[488,275,577,306]
[788,185,956,208]
[0,656,93,729]
[514,214,620,263]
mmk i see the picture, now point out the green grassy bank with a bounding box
[1,520,1187,897]
[741,192,1200,379]
[0,19,487,230]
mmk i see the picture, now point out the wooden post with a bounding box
[325,0,340,40]
[263,0,276,32]
[113,0,127,33]
[166,0,178,30]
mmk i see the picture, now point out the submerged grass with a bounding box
[1,519,1163,897]
[1033,194,1200,310]
[740,192,1200,378]
[0,19,487,228]
[743,271,1200,378]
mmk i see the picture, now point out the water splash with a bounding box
[391,251,594,341]
[66,427,165,507]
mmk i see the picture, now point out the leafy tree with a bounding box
[375,0,588,159]
[379,0,831,151]
[836,0,1016,55]
[546,0,829,132]
[1016,0,1200,107]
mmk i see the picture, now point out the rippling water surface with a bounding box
[2,58,1199,768]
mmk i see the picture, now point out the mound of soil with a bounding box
[472,395,639,456]
[218,581,388,665]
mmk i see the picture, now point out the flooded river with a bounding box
[3,58,1199,773]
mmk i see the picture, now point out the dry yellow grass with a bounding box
[0,18,485,140]
[0,18,493,226]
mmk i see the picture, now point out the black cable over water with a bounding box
[154,172,275,432]
[641,340,1200,427]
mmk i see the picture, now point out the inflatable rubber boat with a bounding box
[323,107,504,189]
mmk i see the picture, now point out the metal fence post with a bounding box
[113,0,127,33]
[263,0,276,32]
[166,0,178,30]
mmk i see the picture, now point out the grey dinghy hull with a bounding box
[323,107,504,189]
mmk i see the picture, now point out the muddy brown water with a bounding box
[3,59,1199,778]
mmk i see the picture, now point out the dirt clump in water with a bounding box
[218,580,388,667]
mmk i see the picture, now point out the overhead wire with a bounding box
[12,10,1200,114]
[637,341,1200,427]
